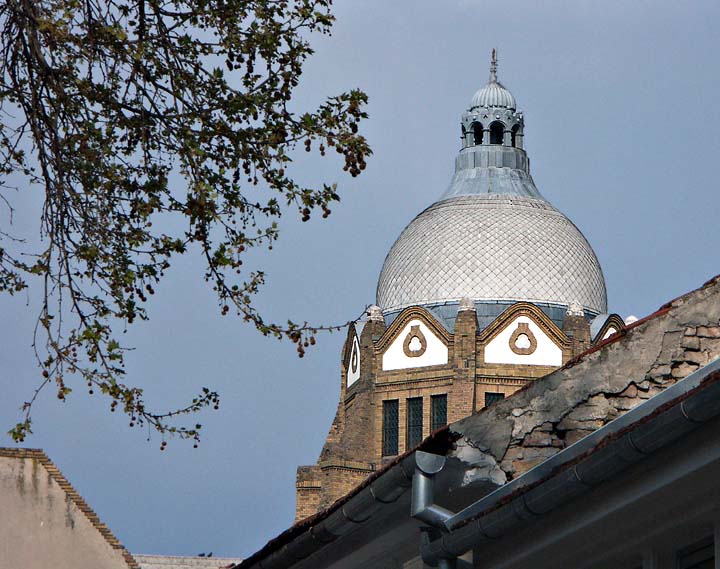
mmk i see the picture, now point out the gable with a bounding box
[382,318,449,371]
[602,326,619,340]
[484,315,563,367]
[592,314,626,344]
[0,448,137,569]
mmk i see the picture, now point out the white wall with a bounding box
[347,334,361,387]
[382,319,448,371]
[603,326,618,340]
[484,316,562,367]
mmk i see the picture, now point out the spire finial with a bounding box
[489,48,498,83]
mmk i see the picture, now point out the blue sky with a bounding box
[1,0,719,559]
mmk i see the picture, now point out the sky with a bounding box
[1,0,720,560]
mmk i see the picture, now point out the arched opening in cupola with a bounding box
[511,124,520,147]
[473,123,484,145]
[489,121,504,145]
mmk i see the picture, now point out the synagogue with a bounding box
[3,53,720,569]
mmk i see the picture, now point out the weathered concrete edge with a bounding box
[0,447,140,569]
[450,274,720,481]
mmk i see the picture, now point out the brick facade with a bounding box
[295,301,620,520]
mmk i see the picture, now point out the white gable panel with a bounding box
[485,316,562,367]
[347,334,361,387]
[382,319,448,371]
[602,326,618,340]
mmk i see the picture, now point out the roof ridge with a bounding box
[560,271,720,371]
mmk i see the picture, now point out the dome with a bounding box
[469,48,516,110]
[375,50,608,319]
[470,81,516,110]
[376,195,607,314]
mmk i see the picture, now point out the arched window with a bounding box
[511,124,520,147]
[489,122,504,145]
[473,123,484,145]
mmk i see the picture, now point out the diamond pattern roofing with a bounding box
[376,195,607,314]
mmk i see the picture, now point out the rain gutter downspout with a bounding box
[410,452,454,527]
[410,451,471,569]
[417,357,720,567]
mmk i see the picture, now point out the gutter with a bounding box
[238,451,422,569]
[416,357,720,566]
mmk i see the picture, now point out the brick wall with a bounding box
[317,462,374,511]
[296,301,607,519]
[295,466,322,521]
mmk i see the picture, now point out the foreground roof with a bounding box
[239,273,720,569]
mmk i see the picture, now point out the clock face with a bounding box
[347,334,361,387]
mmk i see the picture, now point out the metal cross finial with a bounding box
[489,48,498,83]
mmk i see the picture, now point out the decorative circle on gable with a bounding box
[350,343,359,374]
[509,322,537,355]
[403,325,427,358]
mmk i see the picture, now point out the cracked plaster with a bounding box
[449,276,720,481]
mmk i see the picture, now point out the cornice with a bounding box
[478,301,569,349]
[592,314,626,343]
[375,305,452,353]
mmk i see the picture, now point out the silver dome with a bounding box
[470,81,516,110]
[376,52,607,318]
[376,195,607,314]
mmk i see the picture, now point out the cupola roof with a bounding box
[469,49,517,110]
